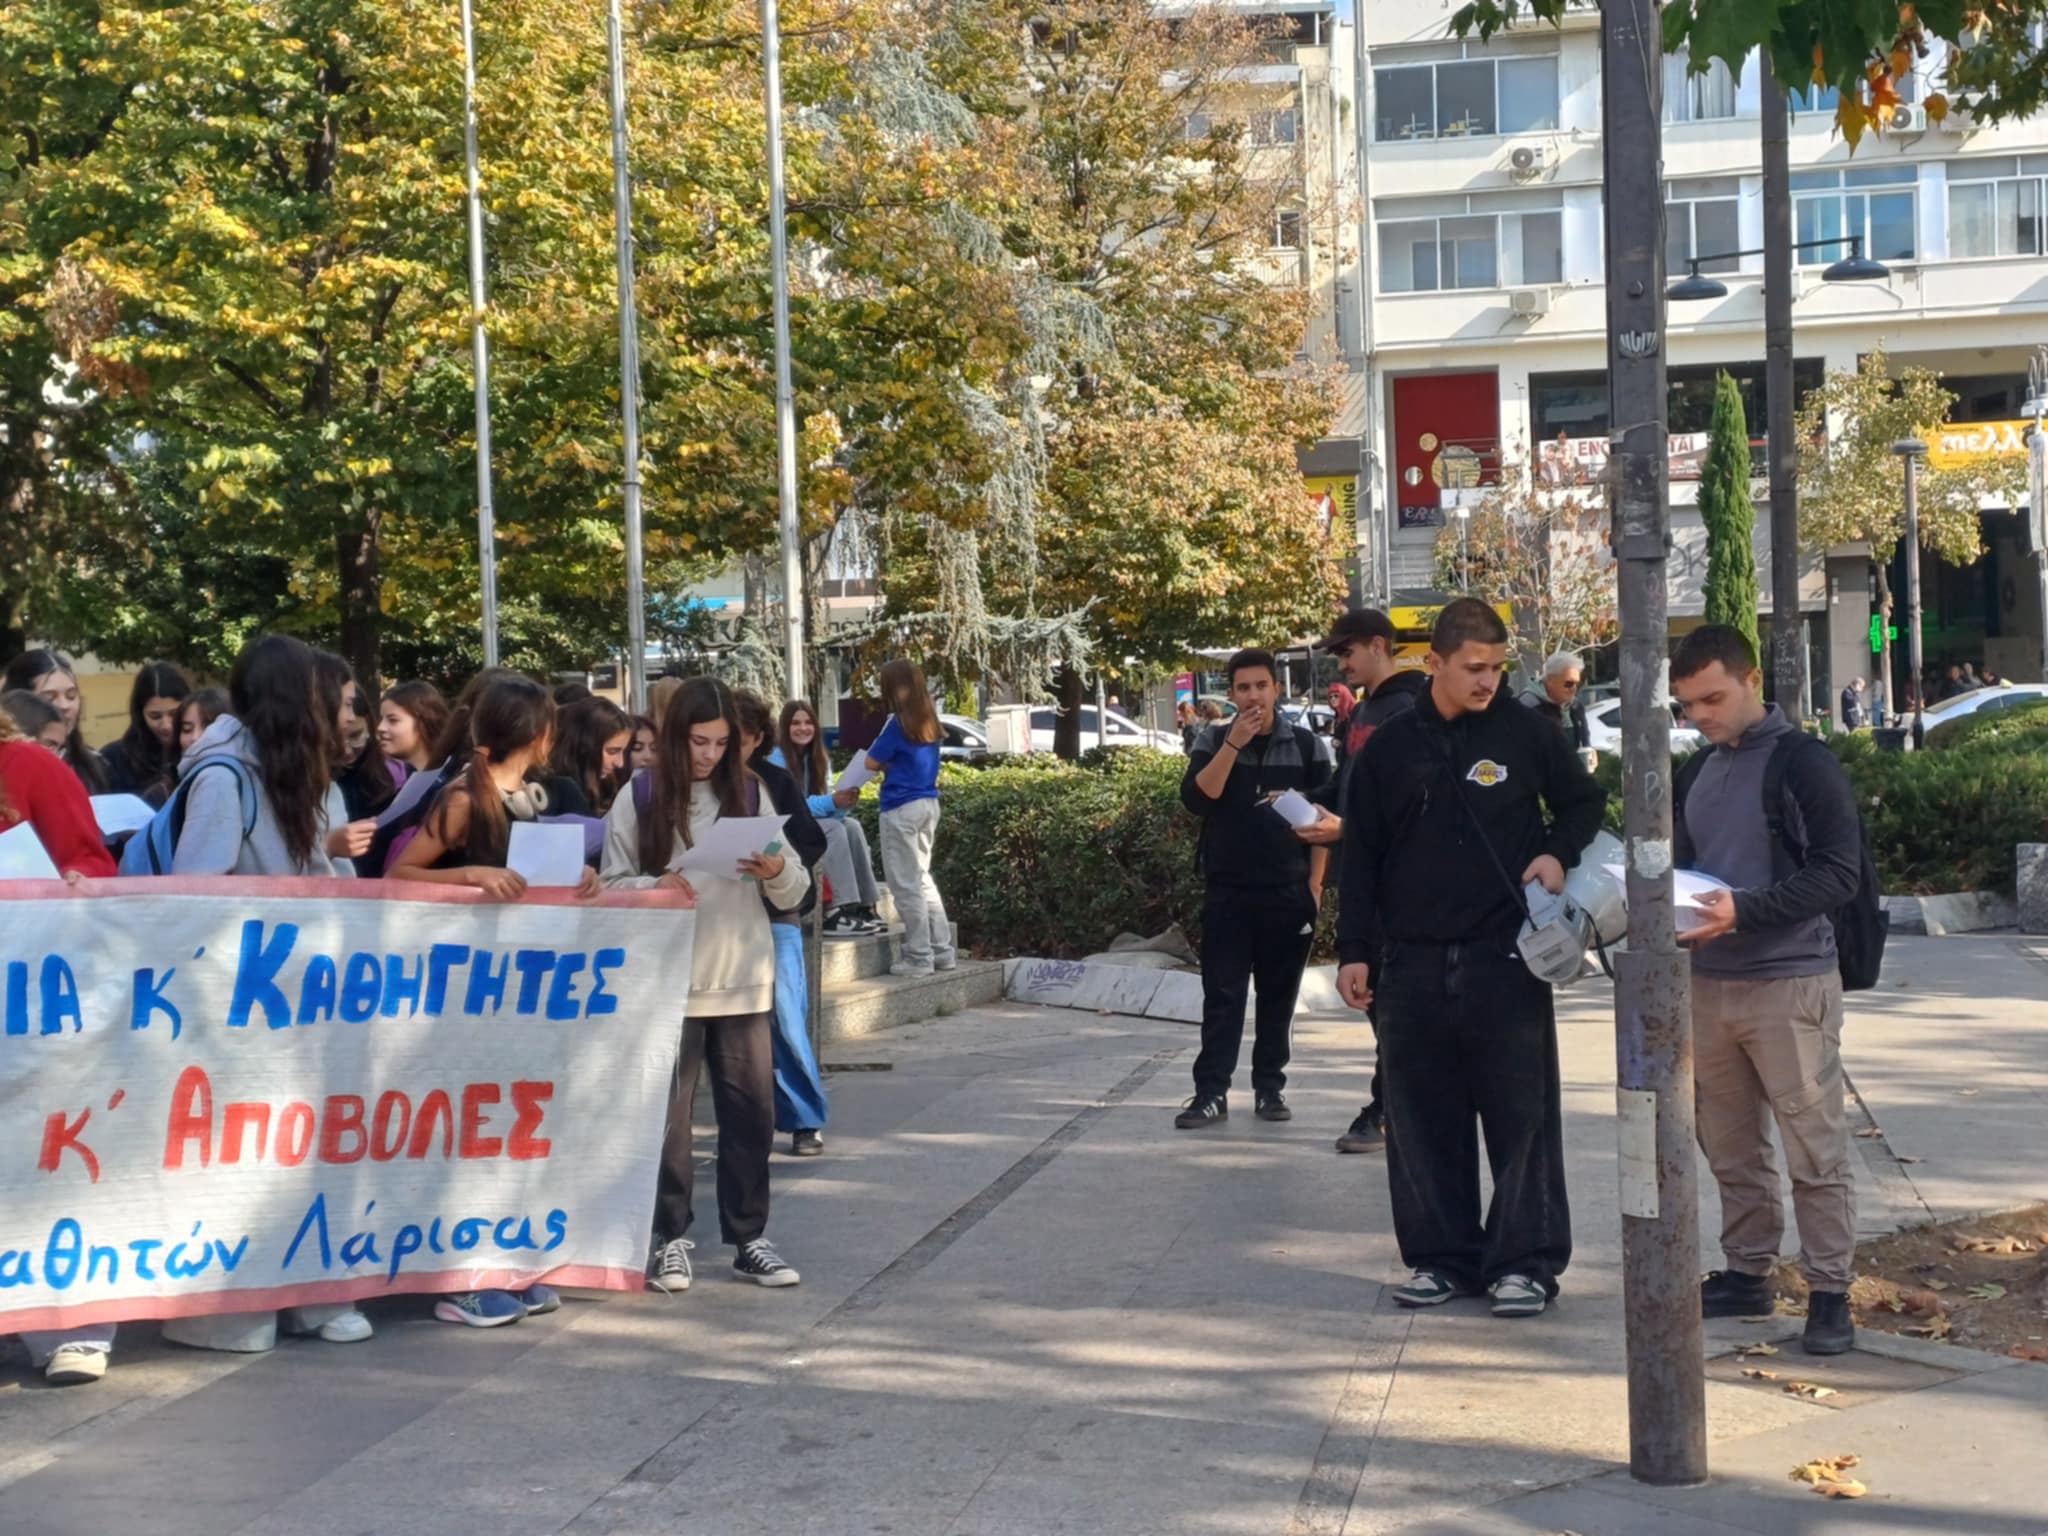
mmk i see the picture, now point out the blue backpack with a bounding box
[117,757,262,875]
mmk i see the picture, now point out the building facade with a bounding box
[1343,0,2048,694]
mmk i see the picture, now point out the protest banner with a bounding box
[0,878,695,1331]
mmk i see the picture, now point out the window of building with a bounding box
[1663,48,1743,123]
[1531,361,1825,442]
[1373,47,1558,141]
[1665,176,1744,275]
[1787,82,1839,114]
[1249,108,1300,146]
[1272,209,1305,249]
[1180,112,1212,141]
[1377,192,1562,292]
[1791,164,1917,264]
[1948,155,2048,258]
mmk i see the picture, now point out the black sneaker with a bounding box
[822,910,869,939]
[1699,1269,1774,1318]
[1255,1092,1292,1122]
[1335,1106,1386,1153]
[1802,1289,1854,1355]
[791,1129,824,1157]
[1174,1094,1228,1129]
[734,1239,801,1287]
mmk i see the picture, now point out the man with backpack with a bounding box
[1670,625,1883,1357]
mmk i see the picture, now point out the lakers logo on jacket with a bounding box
[1466,759,1509,788]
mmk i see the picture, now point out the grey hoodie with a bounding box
[171,714,345,877]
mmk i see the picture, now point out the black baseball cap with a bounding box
[1315,608,1396,653]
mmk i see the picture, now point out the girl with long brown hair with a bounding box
[771,697,883,938]
[864,659,955,976]
[601,676,809,1292]
[376,680,450,773]
[2,649,108,792]
[99,660,192,805]
[546,695,632,817]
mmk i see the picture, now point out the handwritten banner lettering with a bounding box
[0,878,695,1331]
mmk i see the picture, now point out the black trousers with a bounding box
[655,1010,774,1248]
[1375,940,1571,1294]
[1193,885,1317,1101]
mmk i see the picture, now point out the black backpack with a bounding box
[1677,734,1888,992]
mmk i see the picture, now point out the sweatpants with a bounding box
[769,923,829,1133]
[656,1010,774,1248]
[1374,939,1571,1295]
[1192,884,1317,1101]
[879,798,955,970]
[819,817,881,909]
[1692,971,1854,1290]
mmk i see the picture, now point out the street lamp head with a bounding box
[1891,438,1929,460]
[1666,261,1729,303]
[1821,250,1891,283]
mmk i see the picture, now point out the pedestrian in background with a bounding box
[1837,677,1865,731]
[1516,650,1594,767]
[865,659,956,979]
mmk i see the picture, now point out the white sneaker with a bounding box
[284,1306,373,1343]
[45,1342,108,1385]
[649,1237,695,1294]
[889,961,935,978]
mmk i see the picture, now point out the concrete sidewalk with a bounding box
[2,936,2042,1534]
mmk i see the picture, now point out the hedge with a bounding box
[848,721,2047,959]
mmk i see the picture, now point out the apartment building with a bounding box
[1342,0,2048,692]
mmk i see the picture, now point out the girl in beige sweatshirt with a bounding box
[601,678,809,1291]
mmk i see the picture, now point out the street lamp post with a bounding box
[606,0,649,711]
[1602,0,1707,1486]
[1455,505,1470,590]
[761,0,805,702]
[459,0,499,668]
[1894,439,1929,748]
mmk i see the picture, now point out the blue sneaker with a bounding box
[516,1284,560,1316]
[434,1290,525,1328]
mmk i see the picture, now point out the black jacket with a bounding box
[1338,683,1605,962]
[1316,668,1429,813]
[1179,720,1330,890]
[750,755,829,924]
[1518,685,1592,750]
[1674,732,1863,935]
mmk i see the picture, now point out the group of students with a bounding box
[0,641,957,1385]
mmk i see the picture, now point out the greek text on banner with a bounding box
[0,878,696,1331]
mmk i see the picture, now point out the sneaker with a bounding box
[934,955,958,972]
[1334,1106,1386,1154]
[855,906,889,932]
[1489,1274,1548,1318]
[1391,1269,1462,1308]
[1802,1289,1854,1355]
[792,1129,824,1156]
[822,910,869,939]
[735,1239,801,1287]
[517,1284,561,1316]
[434,1291,525,1328]
[283,1306,373,1343]
[648,1237,696,1295]
[1698,1269,1774,1319]
[889,960,935,978]
[1174,1094,1228,1129]
[45,1342,108,1386]
[1255,1092,1292,1122]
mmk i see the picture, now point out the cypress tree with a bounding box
[1700,371,1761,653]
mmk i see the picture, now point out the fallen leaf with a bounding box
[1900,1289,1948,1318]
[1741,1367,1782,1381]
[1784,1381,1840,1399]
[1966,1282,2007,1301]
[1790,1454,1862,1484]
[1908,1314,1955,1339]
[1854,1126,1883,1138]
[1816,1479,1869,1499]
[1955,1235,2033,1255]
[1776,1297,1808,1318]
[1924,1278,1952,1292]
[1737,1341,1780,1357]
[2010,1342,2048,1362]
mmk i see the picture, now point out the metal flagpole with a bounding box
[460,0,500,667]
[761,0,805,701]
[607,0,649,711]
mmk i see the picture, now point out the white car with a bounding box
[938,714,990,762]
[1026,705,1184,754]
[1916,684,2048,731]
[1586,700,1705,756]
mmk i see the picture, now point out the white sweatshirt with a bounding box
[600,776,809,1017]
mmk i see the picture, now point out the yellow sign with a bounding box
[1925,419,2033,471]
[1304,474,1358,526]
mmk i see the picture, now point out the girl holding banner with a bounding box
[602,677,809,1293]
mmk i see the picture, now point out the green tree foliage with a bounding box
[1699,371,1760,654]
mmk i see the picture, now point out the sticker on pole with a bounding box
[1617,1088,1659,1219]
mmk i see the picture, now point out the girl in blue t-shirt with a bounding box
[864,660,956,976]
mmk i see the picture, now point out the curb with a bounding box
[1883,890,2015,935]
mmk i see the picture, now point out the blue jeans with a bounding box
[770,923,828,1133]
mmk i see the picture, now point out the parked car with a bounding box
[938,714,990,763]
[1026,705,1184,754]
[1280,702,1338,736]
[1916,684,2048,731]
[1586,699,1705,756]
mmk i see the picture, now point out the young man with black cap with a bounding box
[1336,599,1604,1318]
[1176,648,1330,1129]
[1297,607,1428,1154]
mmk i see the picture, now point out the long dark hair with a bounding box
[431,667,524,765]
[381,681,450,766]
[2,648,107,791]
[427,675,555,868]
[180,687,230,748]
[315,651,395,816]
[878,658,940,745]
[638,677,745,875]
[118,661,192,780]
[778,697,830,794]
[731,687,775,764]
[549,695,630,814]
[227,635,333,869]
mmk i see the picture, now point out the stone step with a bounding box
[818,960,1005,1043]
[818,922,961,985]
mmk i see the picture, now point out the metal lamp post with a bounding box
[1455,505,1470,590]
[459,0,500,667]
[606,0,649,711]
[762,0,805,702]
[1893,438,1929,748]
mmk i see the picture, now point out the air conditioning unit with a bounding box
[1509,287,1550,318]
[1882,103,1928,134]
[1508,143,1549,180]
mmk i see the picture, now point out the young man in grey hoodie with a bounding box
[1669,626,1865,1356]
